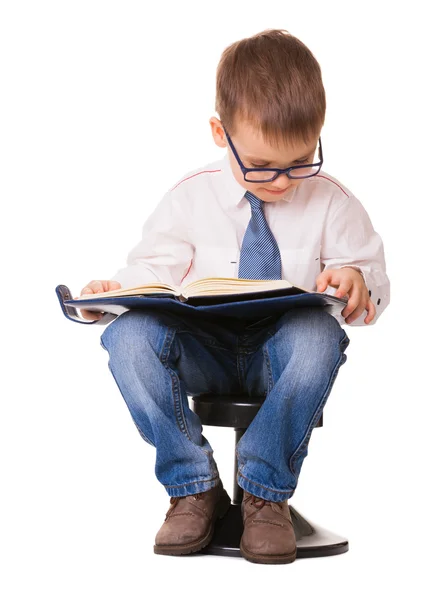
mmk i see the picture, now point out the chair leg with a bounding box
[232,428,245,505]
[200,428,349,558]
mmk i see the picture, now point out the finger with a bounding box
[107,280,122,291]
[80,286,94,296]
[81,310,104,320]
[364,299,376,325]
[316,270,333,292]
[345,302,368,324]
[341,289,361,318]
[89,280,104,293]
[335,278,354,299]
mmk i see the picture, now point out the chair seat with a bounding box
[191,393,323,429]
[191,394,265,428]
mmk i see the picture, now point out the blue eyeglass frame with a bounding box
[223,125,324,182]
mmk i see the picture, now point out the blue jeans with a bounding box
[100,307,350,503]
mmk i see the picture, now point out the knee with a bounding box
[100,310,167,353]
[275,307,346,351]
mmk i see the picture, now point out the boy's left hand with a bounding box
[315,267,376,325]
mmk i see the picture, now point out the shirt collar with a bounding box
[220,151,295,206]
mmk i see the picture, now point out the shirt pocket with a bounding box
[193,245,239,279]
[280,248,314,286]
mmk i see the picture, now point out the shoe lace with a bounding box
[170,492,205,504]
[247,494,284,509]
[249,495,268,509]
[166,492,205,516]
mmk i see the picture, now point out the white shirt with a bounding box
[111,152,390,327]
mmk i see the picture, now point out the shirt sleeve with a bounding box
[110,188,194,289]
[320,193,390,327]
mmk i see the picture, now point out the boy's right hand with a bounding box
[75,279,122,321]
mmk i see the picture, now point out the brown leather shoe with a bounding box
[240,491,297,564]
[154,479,231,555]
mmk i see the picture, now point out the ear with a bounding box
[209,116,226,149]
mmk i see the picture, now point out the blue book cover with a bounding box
[56,277,347,326]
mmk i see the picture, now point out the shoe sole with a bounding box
[240,540,297,565]
[153,489,231,556]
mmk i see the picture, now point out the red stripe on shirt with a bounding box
[316,175,349,197]
[180,259,193,285]
[171,169,222,191]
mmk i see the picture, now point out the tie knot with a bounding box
[245,191,263,211]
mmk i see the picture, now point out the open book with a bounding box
[57,276,348,325]
[77,276,319,303]
[68,277,348,316]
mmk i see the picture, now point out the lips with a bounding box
[265,188,288,194]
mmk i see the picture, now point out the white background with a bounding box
[1,1,422,598]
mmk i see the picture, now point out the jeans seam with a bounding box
[160,325,212,456]
[237,469,294,495]
[164,475,219,490]
[159,325,189,439]
[236,334,244,391]
[263,341,274,395]
[288,333,349,476]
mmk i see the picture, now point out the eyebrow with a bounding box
[244,143,317,165]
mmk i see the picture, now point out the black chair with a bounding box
[191,394,348,558]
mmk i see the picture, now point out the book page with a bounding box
[182,277,312,298]
[76,277,314,301]
[78,281,179,299]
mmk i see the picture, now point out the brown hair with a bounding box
[215,28,326,148]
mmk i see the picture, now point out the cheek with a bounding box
[230,164,248,189]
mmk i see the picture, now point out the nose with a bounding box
[275,173,290,185]
[268,173,290,190]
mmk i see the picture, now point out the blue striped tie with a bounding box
[238,191,282,280]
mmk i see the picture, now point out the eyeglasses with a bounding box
[223,125,323,182]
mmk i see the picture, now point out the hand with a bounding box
[75,279,122,321]
[315,267,376,325]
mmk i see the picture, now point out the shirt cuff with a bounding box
[338,264,390,327]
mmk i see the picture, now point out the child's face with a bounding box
[210,116,320,203]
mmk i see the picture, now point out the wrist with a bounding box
[341,266,365,280]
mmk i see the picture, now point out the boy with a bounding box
[79,29,390,564]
